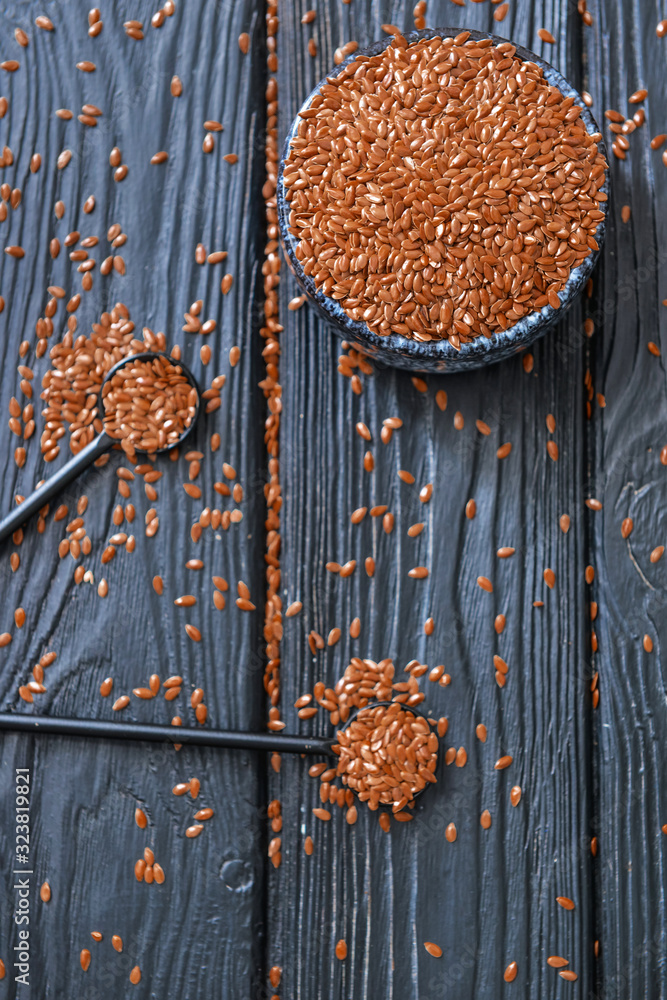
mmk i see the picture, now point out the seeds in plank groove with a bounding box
[510,786,521,806]
[556,896,575,910]
[80,950,91,971]
[504,962,518,982]
[238,32,250,53]
[544,568,556,589]
[424,942,442,958]
[335,940,348,959]
[644,635,654,653]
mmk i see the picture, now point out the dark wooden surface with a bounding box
[0,1,663,998]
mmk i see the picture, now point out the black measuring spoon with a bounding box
[0,351,199,545]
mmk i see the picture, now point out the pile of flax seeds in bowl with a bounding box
[284,30,608,348]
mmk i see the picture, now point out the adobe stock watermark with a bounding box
[13,766,32,987]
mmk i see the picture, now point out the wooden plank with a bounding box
[583,3,667,996]
[0,1,267,996]
[271,2,596,996]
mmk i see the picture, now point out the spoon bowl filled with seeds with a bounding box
[0,351,200,544]
[278,27,609,373]
[332,700,439,813]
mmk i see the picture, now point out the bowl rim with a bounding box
[277,26,610,368]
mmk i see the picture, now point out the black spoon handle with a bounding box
[0,432,112,544]
[0,713,334,756]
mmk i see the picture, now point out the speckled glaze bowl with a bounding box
[277,27,609,374]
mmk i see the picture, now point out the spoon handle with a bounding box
[0,713,335,756]
[0,432,112,544]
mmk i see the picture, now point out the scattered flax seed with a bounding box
[477,576,493,592]
[35,15,54,30]
[445,823,457,842]
[650,546,664,564]
[91,932,102,942]
[476,724,487,743]
[648,342,661,357]
[129,966,141,985]
[538,28,556,43]
[556,896,575,910]
[335,940,348,960]
[238,32,250,53]
[495,755,513,770]
[494,3,509,21]
[40,882,51,902]
[560,514,571,533]
[497,547,515,558]
[112,935,123,952]
[548,956,569,968]
[510,786,522,806]
[480,810,492,829]
[644,635,654,653]
[544,568,556,589]
[586,498,603,511]
[424,942,443,958]
[80,949,91,971]
[504,962,518,982]
[559,971,578,982]
[497,442,512,459]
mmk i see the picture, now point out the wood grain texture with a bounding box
[270,3,596,997]
[0,1,267,997]
[584,3,667,997]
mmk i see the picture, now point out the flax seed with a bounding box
[424,942,442,958]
